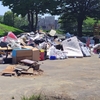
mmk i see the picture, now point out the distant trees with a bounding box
[1,0,100,36]
[0,0,61,32]
[83,17,97,33]
[2,11,29,31]
[59,13,77,34]
[14,15,28,30]
[57,0,100,36]
[3,11,14,26]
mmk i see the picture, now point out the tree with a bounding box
[0,0,41,31]
[0,0,61,32]
[83,17,97,33]
[59,13,77,34]
[3,11,14,26]
[14,15,28,30]
[0,15,3,23]
[57,0,100,36]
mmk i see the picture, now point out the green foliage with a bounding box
[84,17,96,25]
[0,0,62,32]
[2,11,29,31]
[3,11,14,26]
[83,17,96,32]
[59,14,77,33]
[1,0,100,36]
[56,29,64,34]
[0,15,3,23]
[14,15,28,29]
[0,23,24,36]
[58,0,100,36]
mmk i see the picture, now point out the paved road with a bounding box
[0,54,100,100]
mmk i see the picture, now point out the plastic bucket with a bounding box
[50,56,56,60]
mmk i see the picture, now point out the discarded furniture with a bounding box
[20,59,40,70]
[14,59,40,76]
[22,46,40,61]
[12,49,32,64]
[14,64,33,76]
[62,36,83,57]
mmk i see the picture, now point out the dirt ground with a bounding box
[0,54,100,100]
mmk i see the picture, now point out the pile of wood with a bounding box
[1,59,43,77]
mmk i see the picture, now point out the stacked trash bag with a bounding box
[0,29,100,63]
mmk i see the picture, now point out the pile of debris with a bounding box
[1,59,43,76]
[0,29,100,76]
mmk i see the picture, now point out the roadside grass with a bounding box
[20,94,73,100]
[21,94,45,100]
[0,23,24,36]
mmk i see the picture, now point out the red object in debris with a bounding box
[40,50,45,61]
[40,52,45,60]
[7,32,17,40]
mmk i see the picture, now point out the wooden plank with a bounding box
[20,59,36,65]
[15,65,30,70]
[0,46,12,51]
[1,65,16,76]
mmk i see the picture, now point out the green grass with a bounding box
[21,94,44,100]
[0,23,24,36]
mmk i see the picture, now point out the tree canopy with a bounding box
[1,0,100,36]
[58,0,100,36]
[3,11,14,26]
[0,0,61,32]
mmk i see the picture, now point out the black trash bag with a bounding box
[0,42,8,47]
[3,57,12,64]
[0,42,8,58]
[55,44,64,51]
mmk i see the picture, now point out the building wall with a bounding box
[38,16,60,30]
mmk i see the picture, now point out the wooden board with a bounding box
[20,59,36,65]
[0,46,12,51]
[1,65,16,76]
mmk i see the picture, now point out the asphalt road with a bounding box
[0,54,100,100]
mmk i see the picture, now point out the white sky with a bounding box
[0,2,10,15]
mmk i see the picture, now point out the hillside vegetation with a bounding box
[0,23,24,36]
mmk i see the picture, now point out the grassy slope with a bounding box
[0,23,24,36]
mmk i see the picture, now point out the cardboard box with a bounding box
[12,49,32,57]
[12,48,40,63]
[32,48,40,61]
[12,56,32,64]
[22,46,33,49]
[12,49,33,64]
